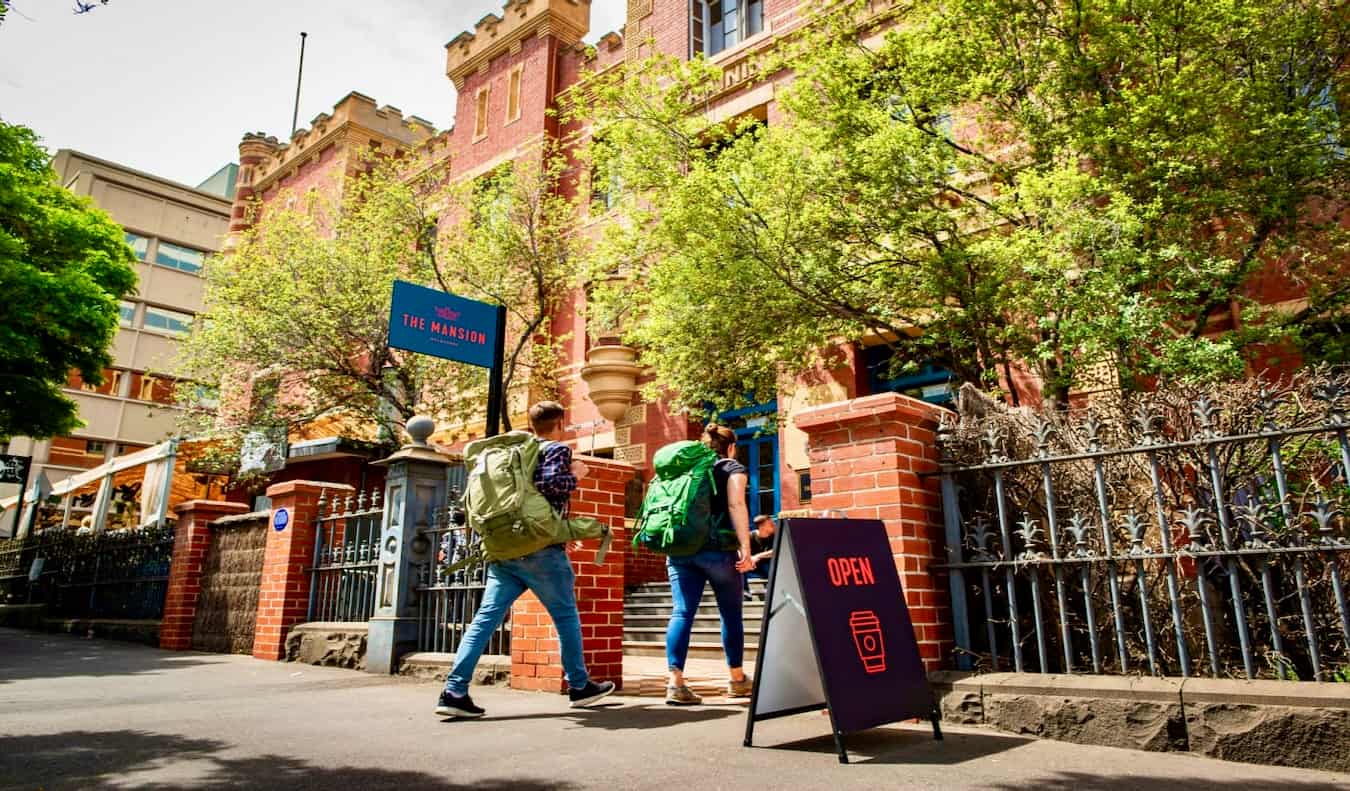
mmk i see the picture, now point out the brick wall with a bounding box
[794,392,953,671]
[509,455,634,692]
[252,480,353,660]
[161,500,250,650]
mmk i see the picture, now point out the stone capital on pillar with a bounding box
[795,392,953,671]
[253,480,353,661]
[366,423,457,675]
[161,500,250,651]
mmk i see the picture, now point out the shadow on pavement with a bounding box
[982,771,1348,790]
[446,700,745,731]
[755,725,1029,765]
[0,629,218,685]
[0,729,573,791]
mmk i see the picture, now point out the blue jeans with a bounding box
[665,549,744,670]
[443,545,588,696]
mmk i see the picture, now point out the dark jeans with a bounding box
[665,549,744,670]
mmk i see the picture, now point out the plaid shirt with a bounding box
[533,441,577,515]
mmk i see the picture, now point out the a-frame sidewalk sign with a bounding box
[743,517,942,763]
[387,279,507,436]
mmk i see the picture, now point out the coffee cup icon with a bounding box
[849,609,887,674]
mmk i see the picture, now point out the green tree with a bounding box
[571,0,1347,411]
[177,148,579,458]
[0,119,137,440]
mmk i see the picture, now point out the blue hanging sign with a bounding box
[273,507,290,532]
[387,280,499,369]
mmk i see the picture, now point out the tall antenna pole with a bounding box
[291,31,308,137]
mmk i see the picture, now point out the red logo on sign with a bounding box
[434,306,461,321]
[849,610,887,674]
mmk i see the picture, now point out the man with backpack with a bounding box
[434,401,616,718]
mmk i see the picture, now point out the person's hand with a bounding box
[736,547,755,573]
[752,551,771,563]
[570,459,590,479]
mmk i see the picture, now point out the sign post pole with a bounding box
[484,305,507,438]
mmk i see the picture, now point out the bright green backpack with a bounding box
[632,441,721,556]
[461,432,609,565]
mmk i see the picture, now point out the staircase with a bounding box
[623,578,766,662]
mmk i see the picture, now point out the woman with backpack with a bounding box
[665,424,755,705]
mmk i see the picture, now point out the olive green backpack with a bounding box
[458,431,610,566]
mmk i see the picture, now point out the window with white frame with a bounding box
[142,305,193,336]
[690,0,763,58]
[155,241,206,274]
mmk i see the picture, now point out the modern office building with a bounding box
[5,151,233,489]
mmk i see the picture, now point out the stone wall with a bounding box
[929,672,1350,773]
[191,515,267,654]
[285,622,368,670]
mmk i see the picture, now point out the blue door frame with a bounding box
[718,401,780,519]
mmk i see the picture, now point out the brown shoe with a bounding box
[666,685,703,706]
[728,677,753,698]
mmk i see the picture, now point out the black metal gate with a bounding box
[415,499,508,655]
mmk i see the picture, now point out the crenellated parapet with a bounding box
[241,92,438,196]
[445,0,591,90]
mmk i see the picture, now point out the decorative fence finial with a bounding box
[1192,396,1221,439]
[1312,377,1347,426]
[1017,516,1043,561]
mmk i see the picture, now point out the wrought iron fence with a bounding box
[414,494,508,655]
[306,488,382,623]
[937,372,1350,680]
[0,523,175,618]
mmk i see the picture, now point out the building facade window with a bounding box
[86,440,108,456]
[139,376,158,401]
[124,232,149,260]
[154,241,205,274]
[863,344,955,406]
[690,0,763,58]
[119,301,137,327]
[142,306,193,336]
[506,66,523,124]
[474,86,491,140]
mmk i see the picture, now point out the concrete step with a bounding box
[628,579,768,596]
[624,615,763,630]
[623,602,766,618]
[624,640,758,661]
[624,626,762,642]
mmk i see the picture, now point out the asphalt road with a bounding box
[1,628,1347,790]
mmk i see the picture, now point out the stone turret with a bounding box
[225,93,439,243]
[445,0,591,90]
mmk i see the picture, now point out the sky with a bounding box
[0,0,627,188]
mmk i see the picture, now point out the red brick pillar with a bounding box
[161,500,250,650]
[510,455,634,692]
[252,480,353,660]
[794,392,953,671]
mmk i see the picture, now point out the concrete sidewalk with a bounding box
[1,629,1346,791]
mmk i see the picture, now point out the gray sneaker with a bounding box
[665,684,703,706]
[728,677,753,698]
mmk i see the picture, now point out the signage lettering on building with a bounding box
[387,280,499,369]
[0,454,30,486]
[744,517,940,763]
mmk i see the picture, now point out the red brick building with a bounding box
[221,0,1329,632]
